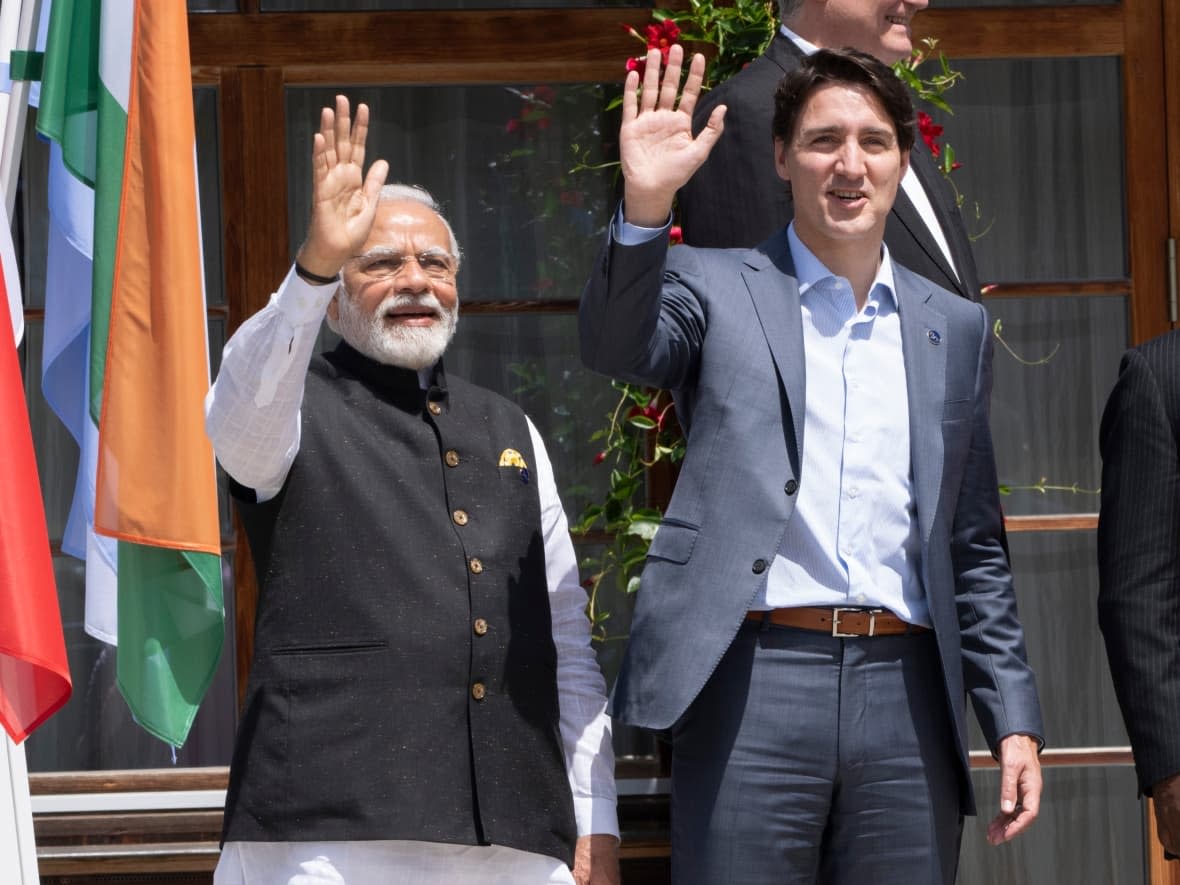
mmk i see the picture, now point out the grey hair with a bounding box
[778,0,803,21]
[377,183,463,267]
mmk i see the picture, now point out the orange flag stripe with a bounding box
[94,2,220,554]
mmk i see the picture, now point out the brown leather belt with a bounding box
[746,606,930,637]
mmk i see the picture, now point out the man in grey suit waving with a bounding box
[580,44,1043,884]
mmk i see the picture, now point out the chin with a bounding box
[332,294,459,370]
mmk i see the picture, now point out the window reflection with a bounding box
[917,57,1124,283]
[985,294,1124,517]
[286,83,622,304]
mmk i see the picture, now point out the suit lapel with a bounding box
[743,236,806,473]
[893,146,965,299]
[897,267,946,547]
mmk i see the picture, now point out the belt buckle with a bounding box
[831,607,875,638]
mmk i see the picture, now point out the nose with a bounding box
[393,254,431,291]
[834,140,867,177]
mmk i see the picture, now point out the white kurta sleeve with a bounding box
[527,418,619,839]
[204,267,338,500]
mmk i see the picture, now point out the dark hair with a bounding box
[772,47,915,153]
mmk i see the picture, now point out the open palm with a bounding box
[620,45,726,226]
[301,95,389,273]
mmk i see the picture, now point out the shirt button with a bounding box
[471,682,486,701]
[784,479,798,496]
[473,618,488,636]
[453,509,469,526]
[445,450,460,467]
[752,559,767,574]
[428,401,442,416]
[469,557,484,575]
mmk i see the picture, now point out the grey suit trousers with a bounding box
[669,619,963,885]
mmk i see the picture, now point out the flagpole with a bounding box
[0,0,43,219]
[0,735,39,884]
[2,6,54,882]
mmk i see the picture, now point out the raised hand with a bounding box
[296,95,390,278]
[620,44,726,227]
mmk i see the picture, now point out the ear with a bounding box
[326,289,341,323]
[774,137,791,183]
[899,147,911,179]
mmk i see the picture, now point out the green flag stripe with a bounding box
[116,545,225,748]
[35,0,100,188]
[89,83,128,422]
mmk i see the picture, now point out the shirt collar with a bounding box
[786,223,899,313]
[780,24,819,56]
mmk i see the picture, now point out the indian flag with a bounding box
[37,0,223,748]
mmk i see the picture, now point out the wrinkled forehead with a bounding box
[360,200,452,256]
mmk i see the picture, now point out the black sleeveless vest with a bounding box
[221,343,577,866]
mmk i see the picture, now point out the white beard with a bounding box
[330,290,459,370]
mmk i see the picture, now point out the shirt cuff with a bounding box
[612,204,672,247]
[573,796,620,840]
[274,264,338,326]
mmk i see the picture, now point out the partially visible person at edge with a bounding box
[580,44,1044,884]
[1098,329,1180,862]
[677,0,983,305]
[205,95,620,885]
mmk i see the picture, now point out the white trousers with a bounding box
[215,840,577,885]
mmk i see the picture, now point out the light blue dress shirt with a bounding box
[759,227,926,625]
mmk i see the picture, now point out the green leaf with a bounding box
[626,576,642,595]
[626,518,661,541]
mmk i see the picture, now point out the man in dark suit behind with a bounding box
[677,0,982,303]
[1098,330,1180,859]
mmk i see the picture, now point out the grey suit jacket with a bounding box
[579,225,1043,814]
[677,33,982,303]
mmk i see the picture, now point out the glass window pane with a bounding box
[985,294,1124,517]
[959,767,1143,885]
[286,83,621,303]
[196,87,226,308]
[967,531,1128,753]
[188,0,240,12]
[919,57,1124,283]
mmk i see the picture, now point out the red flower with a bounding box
[644,20,681,64]
[593,451,607,465]
[626,55,647,78]
[917,111,944,158]
[669,225,683,245]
